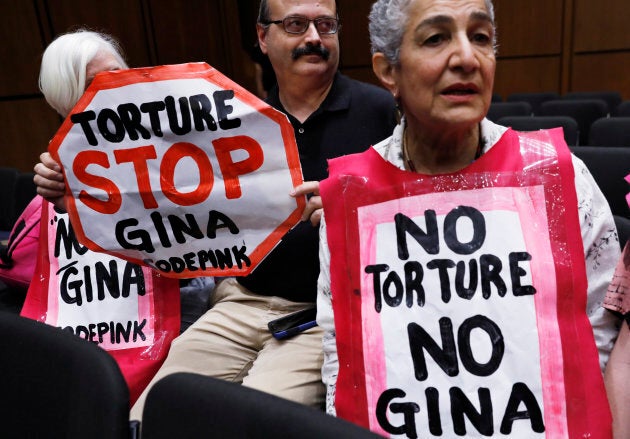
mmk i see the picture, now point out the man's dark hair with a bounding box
[258,0,339,23]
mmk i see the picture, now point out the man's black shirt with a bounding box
[237,73,396,302]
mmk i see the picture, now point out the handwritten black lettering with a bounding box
[143,244,251,274]
[116,210,240,253]
[375,383,544,437]
[71,93,242,146]
[408,315,504,381]
[62,318,147,344]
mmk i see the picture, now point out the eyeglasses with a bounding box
[261,15,340,35]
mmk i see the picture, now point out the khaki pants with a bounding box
[130,278,324,421]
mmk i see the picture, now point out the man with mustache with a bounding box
[127,0,397,419]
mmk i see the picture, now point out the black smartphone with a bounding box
[267,306,317,340]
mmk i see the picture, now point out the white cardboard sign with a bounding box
[49,63,304,278]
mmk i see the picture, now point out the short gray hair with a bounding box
[38,28,128,117]
[258,0,272,23]
[369,0,495,65]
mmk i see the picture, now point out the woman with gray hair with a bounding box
[20,30,185,407]
[35,29,127,203]
[39,29,127,118]
[316,0,619,436]
[1,28,127,298]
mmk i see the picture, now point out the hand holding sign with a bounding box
[49,63,304,278]
[33,152,66,211]
[291,181,322,226]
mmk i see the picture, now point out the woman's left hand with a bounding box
[290,181,322,226]
[33,152,67,211]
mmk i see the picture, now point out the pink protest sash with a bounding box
[21,200,180,405]
[321,128,610,438]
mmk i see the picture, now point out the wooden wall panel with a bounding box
[574,0,630,52]
[337,0,379,87]
[572,53,630,99]
[217,0,259,94]
[493,0,564,99]
[337,0,373,68]
[0,1,46,96]
[494,0,563,56]
[341,67,383,88]
[41,0,151,67]
[148,1,227,66]
[149,0,256,95]
[494,57,562,99]
[235,0,264,95]
[0,99,61,171]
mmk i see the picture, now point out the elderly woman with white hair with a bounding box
[316,0,620,437]
[0,29,126,303]
[39,29,127,118]
[13,30,186,407]
[35,29,126,201]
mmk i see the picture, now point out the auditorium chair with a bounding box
[569,146,630,218]
[615,101,630,117]
[497,115,579,146]
[615,215,630,250]
[0,311,136,439]
[540,99,608,146]
[506,92,560,115]
[141,372,382,439]
[562,91,622,115]
[570,146,630,248]
[486,101,532,123]
[0,167,37,239]
[588,117,630,146]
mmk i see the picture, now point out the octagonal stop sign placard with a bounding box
[49,63,304,278]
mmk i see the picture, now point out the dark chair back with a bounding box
[540,99,608,145]
[0,167,37,234]
[570,146,630,220]
[615,215,630,250]
[563,91,622,115]
[0,311,132,439]
[588,117,630,146]
[141,373,382,439]
[506,92,560,115]
[486,101,532,122]
[615,100,630,116]
[497,115,579,146]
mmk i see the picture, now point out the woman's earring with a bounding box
[395,97,402,124]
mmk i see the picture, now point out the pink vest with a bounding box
[321,128,610,438]
[21,199,181,405]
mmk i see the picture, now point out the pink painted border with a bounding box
[357,185,567,436]
[44,204,156,351]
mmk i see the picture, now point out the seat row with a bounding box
[0,310,379,439]
[488,91,630,146]
[569,146,630,250]
[0,167,37,239]
[494,114,630,147]
[492,91,626,115]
